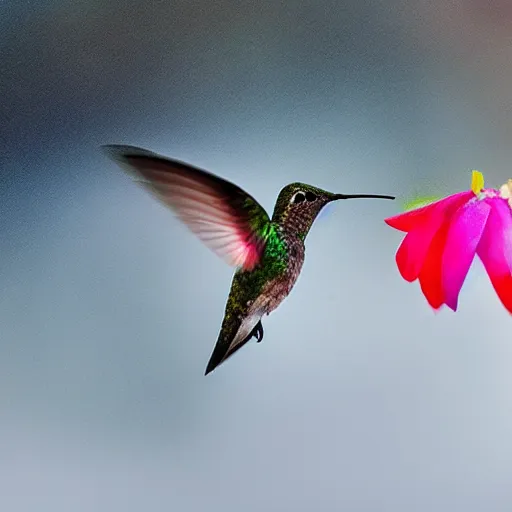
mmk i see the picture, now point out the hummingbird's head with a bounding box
[272,182,394,240]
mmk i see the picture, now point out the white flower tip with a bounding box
[499,179,512,200]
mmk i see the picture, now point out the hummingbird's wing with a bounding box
[103,145,271,270]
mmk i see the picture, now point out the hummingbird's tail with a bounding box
[205,315,264,375]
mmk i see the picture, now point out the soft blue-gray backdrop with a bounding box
[2,1,512,510]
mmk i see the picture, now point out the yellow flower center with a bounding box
[471,170,485,195]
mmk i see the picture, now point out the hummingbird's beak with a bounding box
[331,193,395,201]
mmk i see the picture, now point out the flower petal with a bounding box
[385,191,473,232]
[395,208,446,282]
[476,198,512,314]
[418,218,451,310]
[441,200,491,311]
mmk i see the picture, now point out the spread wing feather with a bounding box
[103,145,270,270]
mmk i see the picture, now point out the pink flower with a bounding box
[385,171,512,313]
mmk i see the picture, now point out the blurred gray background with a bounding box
[2,1,512,510]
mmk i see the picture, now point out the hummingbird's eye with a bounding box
[291,192,306,204]
[305,191,317,202]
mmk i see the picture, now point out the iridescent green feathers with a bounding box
[103,145,271,270]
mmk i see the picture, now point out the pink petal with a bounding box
[395,207,446,282]
[441,200,490,311]
[419,218,452,310]
[385,191,473,232]
[477,198,512,314]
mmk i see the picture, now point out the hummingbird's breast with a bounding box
[254,230,305,315]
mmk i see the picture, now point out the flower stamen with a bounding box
[471,170,485,195]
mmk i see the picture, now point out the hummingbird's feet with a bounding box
[253,320,264,343]
[239,320,264,346]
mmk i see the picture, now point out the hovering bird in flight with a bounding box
[103,145,395,375]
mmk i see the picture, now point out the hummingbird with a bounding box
[103,145,395,375]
